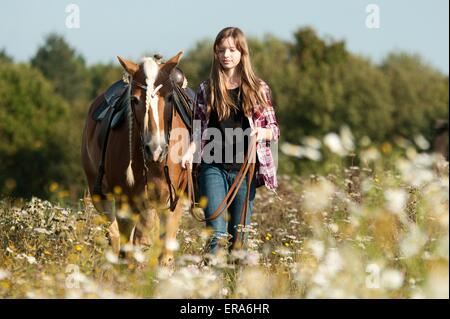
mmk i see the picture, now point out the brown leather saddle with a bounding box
[91,80,131,198]
[92,80,130,149]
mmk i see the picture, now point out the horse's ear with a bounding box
[117,56,139,75]
[164,51,183,66]
[159,51,183,76]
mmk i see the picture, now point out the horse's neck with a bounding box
[167,108,190,165]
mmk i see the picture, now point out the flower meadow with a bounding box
[0,130,448,299]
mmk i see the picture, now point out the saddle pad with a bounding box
[111,106,128,129]
[92,80,128,121]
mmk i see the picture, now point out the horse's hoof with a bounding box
[159,254,175,268]
[118,249,127,259]
[135,262,147,272]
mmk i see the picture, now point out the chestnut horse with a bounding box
[81,52,190,265]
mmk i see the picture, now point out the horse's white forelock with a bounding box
[141,57,160,145]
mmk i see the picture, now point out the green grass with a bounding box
[0,152,448,299]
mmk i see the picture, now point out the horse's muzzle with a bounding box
[144,142,166,162]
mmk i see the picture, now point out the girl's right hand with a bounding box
[181,147,194,169]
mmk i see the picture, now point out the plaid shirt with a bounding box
[192,80,280,191]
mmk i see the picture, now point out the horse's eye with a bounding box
[131,96,139,105]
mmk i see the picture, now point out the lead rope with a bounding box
[235,140,256,248]
[184,135,257,226]
[164,86,257,249]
[164,100,183,211]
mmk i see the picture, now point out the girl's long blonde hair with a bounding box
[207,27,268,120]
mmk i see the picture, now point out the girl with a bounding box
[181,27,280,253]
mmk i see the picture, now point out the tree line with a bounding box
[0,27,448,199]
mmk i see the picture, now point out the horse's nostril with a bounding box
[144,144,151,156]
[144,143,164,162]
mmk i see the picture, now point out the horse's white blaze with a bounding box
[142,57,160,146]
[149,96,160,145]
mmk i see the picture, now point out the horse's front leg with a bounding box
[159,200,184,267]
[133,207,160,248]
[92,197,122,256]
[108,218,121,255]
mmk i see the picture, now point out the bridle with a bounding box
[126,70,188,198]
[127,73,169,168]
[127,76,150,176]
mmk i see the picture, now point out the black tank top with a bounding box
[203,88,250,171]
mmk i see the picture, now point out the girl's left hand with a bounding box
[250,128,272,142]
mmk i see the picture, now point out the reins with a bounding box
[130,74,257,247]
[172,135,257,246]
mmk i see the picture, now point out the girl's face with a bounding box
[217,37,242,71]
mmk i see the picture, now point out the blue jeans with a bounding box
[198,163,256,253]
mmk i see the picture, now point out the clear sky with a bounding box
[0,0,448,74]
